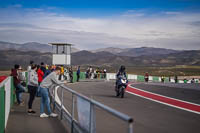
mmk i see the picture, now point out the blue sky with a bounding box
[0,0,200,50]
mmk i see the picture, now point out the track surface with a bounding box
[58,81,200,133]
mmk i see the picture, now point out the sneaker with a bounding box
[40,113,49,118]
[18,102,25,106]
[49,113,58,117]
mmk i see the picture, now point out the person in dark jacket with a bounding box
[76,66,80,82]
[40,62,46,74]
[11,64,26,105]
[69,67,73,83]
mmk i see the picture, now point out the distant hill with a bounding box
[92,47,179,57]
[0,41,80,53]
[118,47,179,57]
[91,47,124,54]
[0,50,51,70]
[71,49,200,67]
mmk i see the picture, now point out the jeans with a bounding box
[40,87,52,114]
[16,83,26,104]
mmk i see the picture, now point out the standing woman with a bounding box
[27,64,38,114]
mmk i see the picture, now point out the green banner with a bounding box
[153,76,159,82]
[0,86,5,133]
[137,75,145,82]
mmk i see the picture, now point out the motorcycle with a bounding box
[116,76,128,98]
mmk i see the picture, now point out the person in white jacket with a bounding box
[27,64,38,114]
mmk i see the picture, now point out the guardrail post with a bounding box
[89,103,94,133]
[71,94,75,133]
[53,87,56,111]
[128,122,133,133]
[60,88,64,120]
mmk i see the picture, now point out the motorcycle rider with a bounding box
[115,65,128,94]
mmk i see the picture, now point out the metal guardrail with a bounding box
[51,84,133,133]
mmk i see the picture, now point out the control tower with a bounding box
[49,43,73,65]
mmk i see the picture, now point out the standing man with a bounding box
[39,67,67,118]
[76,66,80,82]
[69,67,73,83]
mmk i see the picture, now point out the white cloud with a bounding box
[0,7,200,50]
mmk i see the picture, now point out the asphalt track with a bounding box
[58,81,200,133]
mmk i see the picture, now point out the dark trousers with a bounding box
[28,85,37,109]
[77,74,80,82]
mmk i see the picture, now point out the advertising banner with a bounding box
[77,97,96,133]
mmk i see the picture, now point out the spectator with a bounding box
[37,65,44,85]
[184,79,188,83]
[77,66,80,82]
[97,68,100,79]
[27,64,38,114]
[18,66,26,86]
[174,75,178,83]
[43,66,51,79]
[69,67,73,83]
[86,67,89,79]
[59,66,64,80]
[40,62,46,74]
[89,66,93,79]
[161,76,165,83]
[103,68,107,78]
[145,72,149,82]
[39,67,67,118]
[11,64,26,105]
[191,78,195,83]
[27,61,34,71]
[94,69,97,79]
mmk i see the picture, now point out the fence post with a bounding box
[60,88,64,120]
[71,94,75,133]
[0,85,5,133]
[128,122,133,133]
[89,103,94,133]
[53,87,56,111]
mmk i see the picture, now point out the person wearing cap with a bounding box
[11,64,26,105]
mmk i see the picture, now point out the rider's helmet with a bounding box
[119,65,126,73]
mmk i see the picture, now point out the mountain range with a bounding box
[0,41,199,70]
[0,41,80,53]
[0,41,179,56]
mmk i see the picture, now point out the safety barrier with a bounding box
[105,73,192,83]
[51,84,133,133]
[0,76,15,133]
